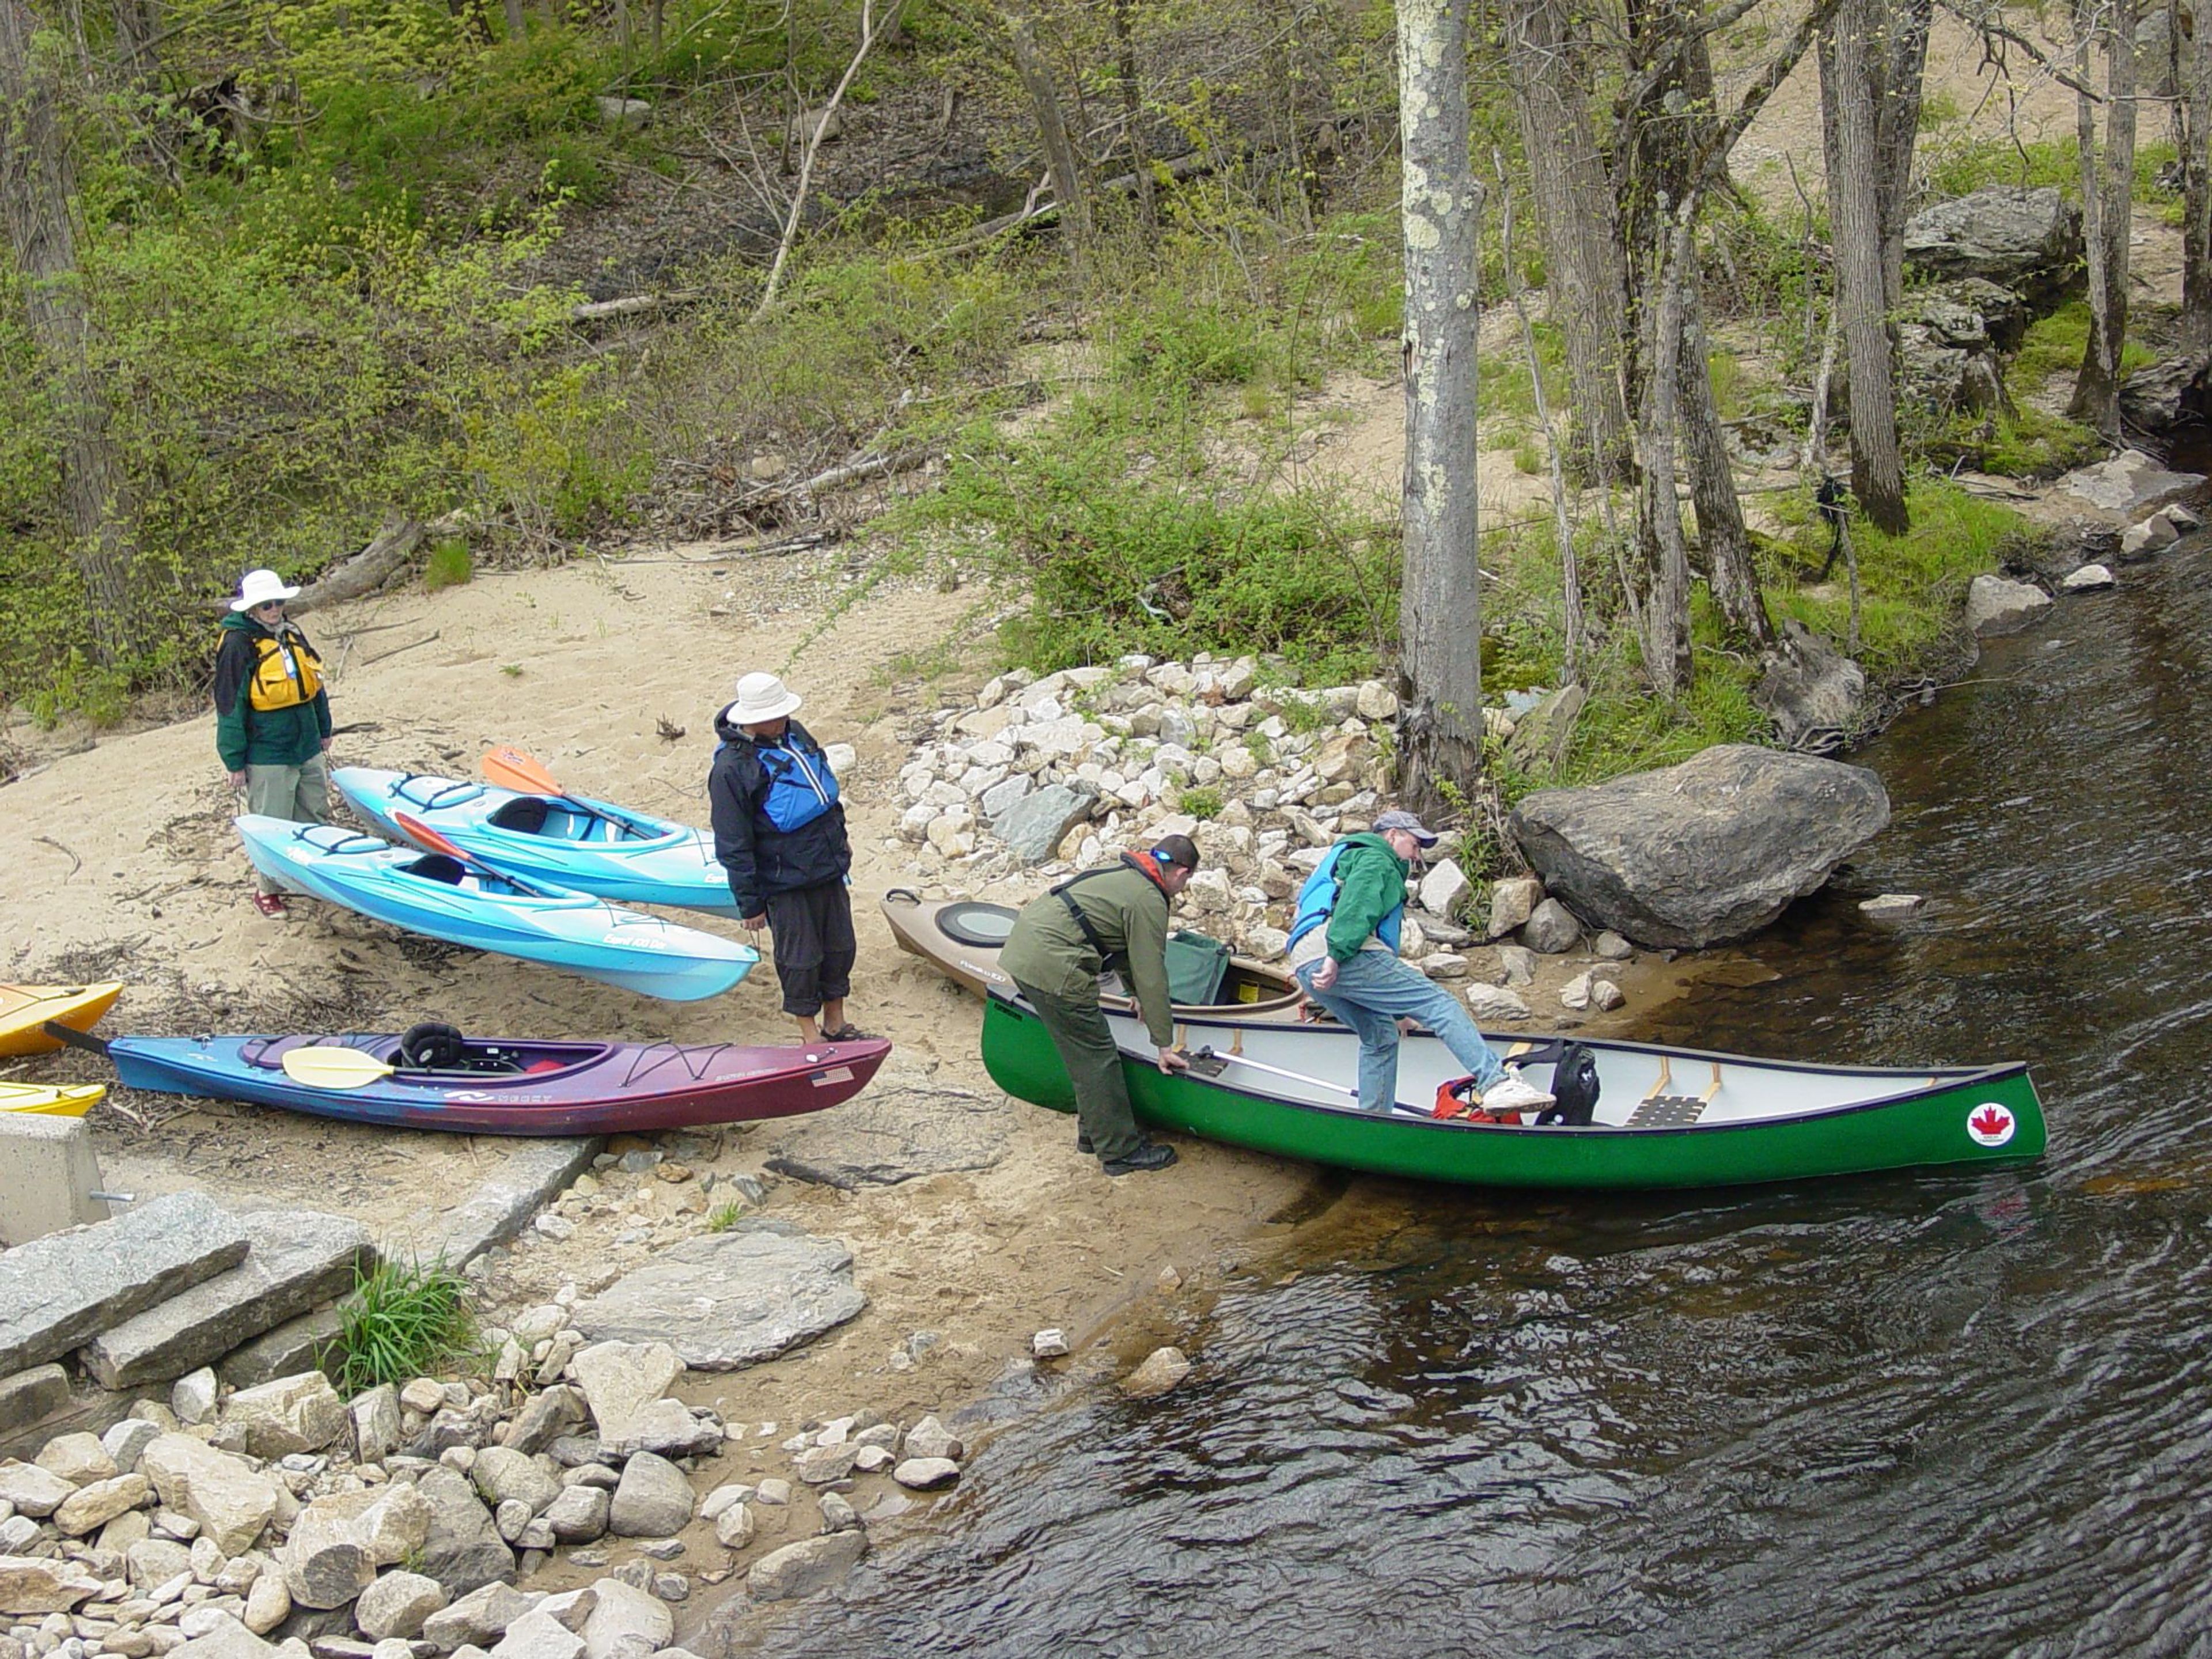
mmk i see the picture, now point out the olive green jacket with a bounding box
[1001,858,1178,1047]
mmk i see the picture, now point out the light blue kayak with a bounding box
[330,766,742,917]
[234,816,757,1001]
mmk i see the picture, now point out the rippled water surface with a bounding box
[752,544,2212,1658]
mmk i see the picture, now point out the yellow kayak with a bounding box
[0,983,124,1056]
[0,1081,104,1117]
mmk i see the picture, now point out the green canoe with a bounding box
[980,990,2047,1190]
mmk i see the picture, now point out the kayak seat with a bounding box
[490,796,552,834]
[407,854,468,885]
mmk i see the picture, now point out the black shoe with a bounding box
[1077,1132,1093,1154]
[1101,1142,1177,1176]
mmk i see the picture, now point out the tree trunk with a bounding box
[2072,0,2137,433]
[499,0,522,36]
[1395,0,1484,810]
[0,0,139,665]
[1819,0,1910,535]
[1873,0,1931,309]
[1679,267,1775,647]
[1109,0,1154,223]
[1503,0,1633,488]
[2186,0,2212,346]
[1639,214,1695,694]
[1007,7,1092,260]
[111,0,157,78]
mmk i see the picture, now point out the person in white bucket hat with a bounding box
[214,568,333,917]
[707,672,869,1044]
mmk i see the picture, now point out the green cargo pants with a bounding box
[1011,979,1147,1164]
[244,753,331,893]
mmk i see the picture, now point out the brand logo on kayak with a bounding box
[604,932,671,949]
[1967,1103,2016,1147]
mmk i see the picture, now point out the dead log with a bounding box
[571,291,701,326]
[293,514,424,613]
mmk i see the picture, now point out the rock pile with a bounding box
[884,654,1659,1017]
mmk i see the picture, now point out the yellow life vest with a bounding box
[246,630,323,713]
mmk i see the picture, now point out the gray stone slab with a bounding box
[0,1366,69,1437]
[0,1193,251,1375]
[219,1306,349,1391]
[81,1212,377,1390]
[764,1084,1010,1190]
[398,1141,601,1269]
[570,1221,865,1370]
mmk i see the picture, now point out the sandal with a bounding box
[821,1024,876,1043]
[252,892,288,917]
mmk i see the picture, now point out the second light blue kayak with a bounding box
[330,766,743,917]
[236,816,757,1001]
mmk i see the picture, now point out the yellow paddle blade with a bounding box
[279,1046,396,1089]
[483,746,563,796]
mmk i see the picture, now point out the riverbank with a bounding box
[0,547,1686,1631]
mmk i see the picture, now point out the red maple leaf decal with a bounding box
[1971,1105,2012,1139]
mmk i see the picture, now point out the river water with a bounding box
[748,543,2212,1658]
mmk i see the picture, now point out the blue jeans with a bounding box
[1294,949,1507,1114]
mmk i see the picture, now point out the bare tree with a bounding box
[1109,0,1154,222]
[753,0,884,319]
[0,0,140,664]
[2071,0,2137,434]
[2184,0,2212,347]
[1396,0,1484,809]
[1006,5,1092,263]
[1503,0,1633,488]
[1819,0,1911,533]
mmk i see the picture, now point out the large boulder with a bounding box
[991,782,1099,863]
[570,1221,865,1370]
[1963,574,2052,637]
[411,1468,516,1596]
[1507,745,1891,948]
[1895,287,2010,414]
[1903,186,2084,309]
[217,1372,351,1459]
[1753,621,1867,749]
[2119,355,2212,441]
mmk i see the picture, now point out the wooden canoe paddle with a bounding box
[279,1046,397,1089]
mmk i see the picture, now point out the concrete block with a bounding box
[0,1193,250,1374]
[0,1113,111,1247]
[82,1211,376,1389]
[0,1366,70,1437]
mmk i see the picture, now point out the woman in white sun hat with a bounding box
[213,568,333,917]
[707,672,869,1044]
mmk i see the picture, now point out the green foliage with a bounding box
[1775,481,2029,675]
[424,539,474,590]
[1179,785,1225,819]
[707,1201,745,1232]
[334,1257,476,1393]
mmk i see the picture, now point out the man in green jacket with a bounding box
[1290,810,1554,1117]
[214,569,333,916]
[1001,835,1199,1176]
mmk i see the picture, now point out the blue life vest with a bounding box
[744,737,840,832]
[1287,842,1403,956]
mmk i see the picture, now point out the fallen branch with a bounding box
[571,292,702,326]
[294,514,425,613]
[361,631,441,666]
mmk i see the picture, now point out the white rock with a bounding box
[2062,563,2115,590]
[1030,1330,1068,1358]
[1464,984,1532,1022]
[1416,859,1469,919]
[1560,971,1593,1011]
[1859,893,1926,919]
[170,1374,218,1430]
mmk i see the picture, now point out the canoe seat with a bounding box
[1625,1058,1725,1127]
[407,854,468,885]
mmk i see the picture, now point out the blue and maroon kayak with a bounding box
[107,1031,891,1135]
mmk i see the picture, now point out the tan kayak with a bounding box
[882,888,1306,1021]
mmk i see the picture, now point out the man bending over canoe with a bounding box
[1291,811,1554,1118]
[1000,835,1200,1176]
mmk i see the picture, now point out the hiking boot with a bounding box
[1101,1141,1177,1176]
[1480,1071,1555,1116]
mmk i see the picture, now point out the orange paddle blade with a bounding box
[392,810,472,863]
[482,746,563,796]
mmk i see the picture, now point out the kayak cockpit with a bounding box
[240,1035,612,1080]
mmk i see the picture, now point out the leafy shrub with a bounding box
[1180,785,1225,819]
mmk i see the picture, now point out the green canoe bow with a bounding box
[981,991,2047,1190]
